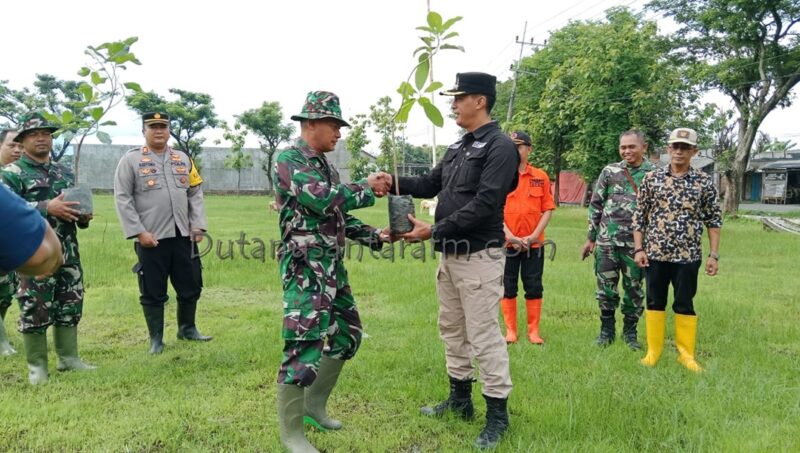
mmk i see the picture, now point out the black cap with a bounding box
[440,72,497,97]
[142,112,170,125]
[510,131,532,146]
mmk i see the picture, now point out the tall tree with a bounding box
[237,101,294,194]
[369,96,401,171]
[649,0,800,213]
[345,113,372,181]
[126,88,219,166]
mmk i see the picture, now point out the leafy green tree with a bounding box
[237,101,295,193]
[649,0,800,213]
[42,37,142,179]
[126,88,219,167]
[369,96,402,171]
[345,113,372,181]
[221,122,253,196]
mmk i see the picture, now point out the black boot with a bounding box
[622,314,641,350]
[420,376,474,419]
[594,311,616,347]
[176,302,212,341]
[474,394,509,449]
[142,305,165,354]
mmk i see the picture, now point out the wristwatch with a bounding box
[708,252,720,260]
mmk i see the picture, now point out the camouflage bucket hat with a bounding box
[290,91,351,127]
[14,112,59,143]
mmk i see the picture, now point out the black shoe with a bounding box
[474,394,509,449]
[176,303,213,341]
[594,312,616,347]
[622,315,641,350]
[420,376,474,420]
[142,305,165,354]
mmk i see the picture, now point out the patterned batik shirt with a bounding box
[632,166,722,263]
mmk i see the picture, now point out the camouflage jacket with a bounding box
[587,160,655,247]
[273,138,381,264]
[1,154,87,265]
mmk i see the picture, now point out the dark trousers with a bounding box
[503,247,545,299]
[134,236,202,307]
[645,260,701,315]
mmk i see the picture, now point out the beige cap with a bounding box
[668,128,698,146]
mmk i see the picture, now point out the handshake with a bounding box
[367,172,393,197]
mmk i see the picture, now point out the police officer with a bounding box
[113,112,210,355]
[379,72,520,450]
[273,91,390,453]
[1,112,95,385]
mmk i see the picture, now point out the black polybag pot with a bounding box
[388,194,415,235]
[62,186,93,215]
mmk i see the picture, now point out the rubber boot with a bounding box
[474,394,509,450]
[142,304,165,354]
[640,310,666,367]
[675,313,703,373]
[420,376,474,419]
[277,384,319,453]
[622,313,641,350]
[304,356,344,431]
[594,310,616,346]
[22,332,48,385]
[54,326,96,371]
[500,297,517,343]
[525,298,544,344]
[0,308,17,356]
[176,302,212,341]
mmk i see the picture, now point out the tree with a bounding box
[345,113,372,181]
[43,37,143,180]
[501,8,697,202]
[126,88,220,167]
[649,0,800,213]
[369,96,402,171]
[220,122,253,196]
[237,101,294,194]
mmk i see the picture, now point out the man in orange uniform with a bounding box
[500,131,555,344]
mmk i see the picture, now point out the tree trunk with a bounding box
[265,149,276,195]
[725,118,760,214]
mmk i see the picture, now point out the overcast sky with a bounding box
[4,0,799,150]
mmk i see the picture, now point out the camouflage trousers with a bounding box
[17,263,84,334]
[277,257,362,387]
[0,272,18,313]
[594,244,644,317]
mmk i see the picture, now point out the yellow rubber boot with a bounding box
[500,298,517,343]
[640,310,666,367]
[675,314,703,373]
[525,298,544,344]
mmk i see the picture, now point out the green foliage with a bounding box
[648,0,800,213]
[221,122,253,196]
[345,113,372,181]
[40,37,142,177]
[395,11,464,127]
[126,88,220,165]
[369,96,402,171]
[237,101,295,194]
[504,8,700,185]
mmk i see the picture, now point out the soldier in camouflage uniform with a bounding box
[273,91,391,453]
[0,112,95,385]
[582,130,655,349]
[1,128,22,356]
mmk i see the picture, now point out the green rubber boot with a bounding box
[304,356,345,431]
[22,332,48,385]
[0,309,17,356]
[277,384,319,453]
[53,326,96,371]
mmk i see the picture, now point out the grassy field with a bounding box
[0,194,798,452]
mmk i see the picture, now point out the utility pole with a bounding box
[505,22,547,128]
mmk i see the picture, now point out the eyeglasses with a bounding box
[668,143,695,152]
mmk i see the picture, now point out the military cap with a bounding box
[440,72,497,97]
[668,128,698,146]
[142,112,170,125]
[511,131,532,146]
[14,112,58,143]
[290,91,351,127]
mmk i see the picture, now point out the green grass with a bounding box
[1,195,798,452]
